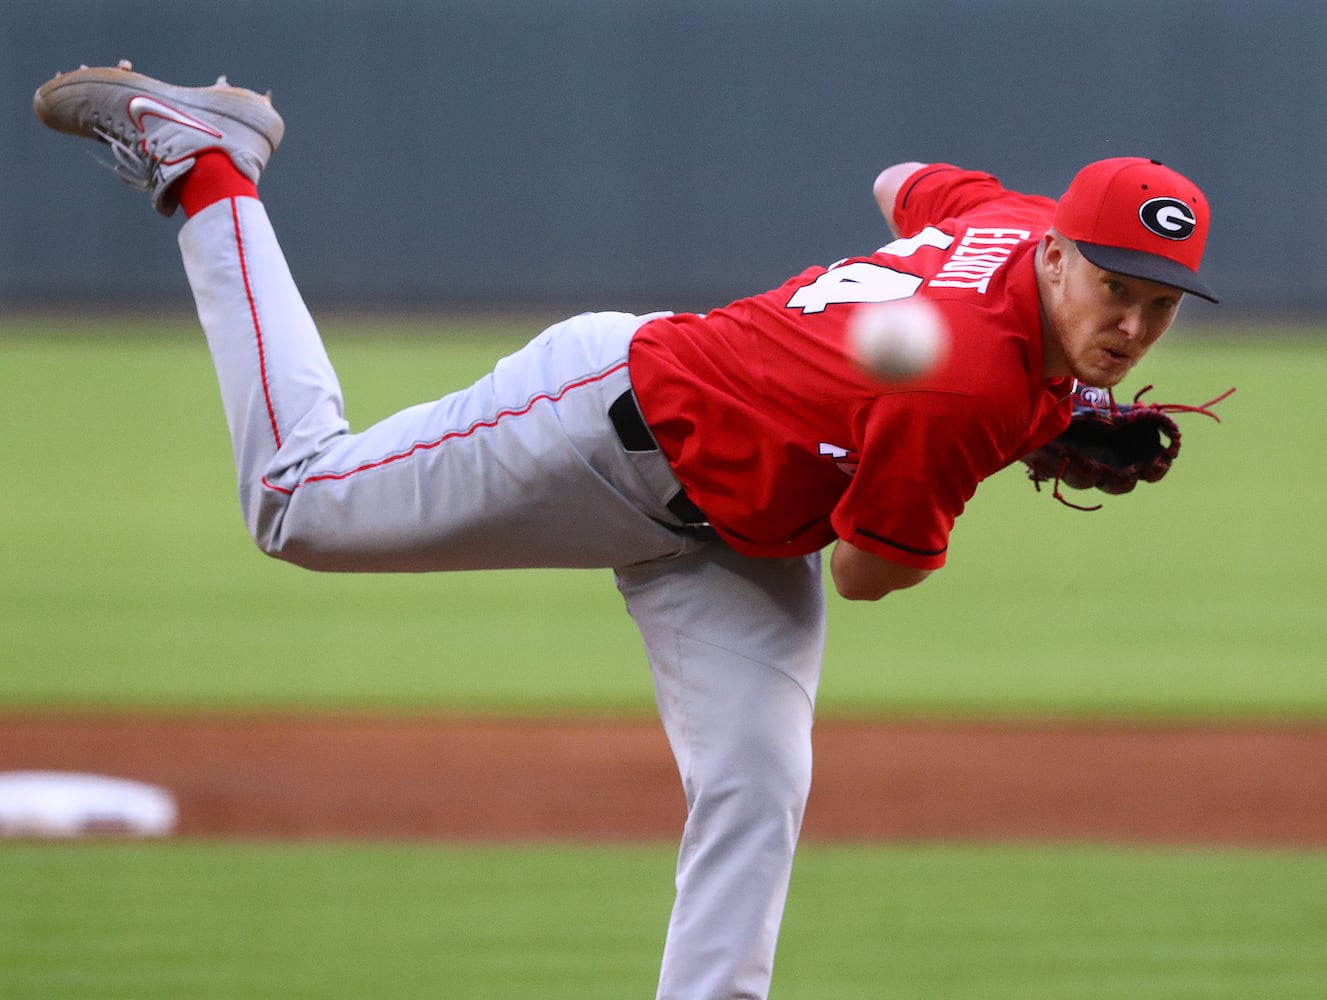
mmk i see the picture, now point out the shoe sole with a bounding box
[34,64,284,154]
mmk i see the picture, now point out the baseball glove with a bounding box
[1021,383,1235,510]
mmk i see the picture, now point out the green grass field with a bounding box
[2,315,1323,717]
[2,841,1325,1000]
[2,314,1325,1000]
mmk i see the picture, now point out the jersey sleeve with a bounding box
[892,164,1056,239]
[830,389,1012,570]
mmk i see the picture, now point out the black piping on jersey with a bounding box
[897,165,960,215]
[702,514,835,553]
[852,527,947,558]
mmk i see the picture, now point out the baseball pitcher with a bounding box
[34,62,1222,1000]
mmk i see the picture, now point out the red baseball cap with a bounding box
[1053,157,1217,302]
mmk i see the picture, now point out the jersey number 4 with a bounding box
[785,226,954,314]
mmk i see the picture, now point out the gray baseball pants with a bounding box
[179,197,826,1000]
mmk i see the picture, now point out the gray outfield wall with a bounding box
[3,1,1325,318]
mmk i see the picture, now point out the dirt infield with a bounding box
[2,714,1325,846]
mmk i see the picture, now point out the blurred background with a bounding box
[3,0,1324,317]
[3,0,1325,716]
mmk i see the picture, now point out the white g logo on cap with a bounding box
[1139,197,1197,241]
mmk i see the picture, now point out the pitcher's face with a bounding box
[1040,234,1182,387]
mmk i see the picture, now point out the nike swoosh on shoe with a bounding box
[127,95,223,137]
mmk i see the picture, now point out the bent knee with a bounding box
[243,492,331,569]
[688,732,814,823]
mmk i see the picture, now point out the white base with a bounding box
[0,771,177,838]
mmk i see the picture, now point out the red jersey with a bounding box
[628,164,1075,568]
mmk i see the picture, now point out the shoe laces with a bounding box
[91,126,157,195]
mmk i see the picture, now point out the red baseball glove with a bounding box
[1021,383,1235,510]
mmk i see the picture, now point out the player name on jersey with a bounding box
[928,227,1031,293]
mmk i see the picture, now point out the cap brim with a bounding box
[1076,241,1219,303]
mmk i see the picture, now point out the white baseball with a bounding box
[847,298,948,382]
